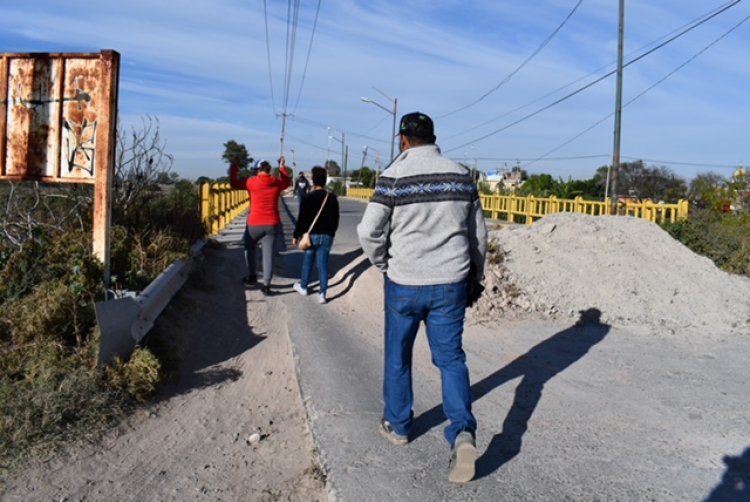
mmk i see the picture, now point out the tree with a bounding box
[222,140,252,169]
[550,177,583,199]
[114,115,175,218]
[689,172,729,210]
[325,160,341,177]
[155,171,179,185]
[516,174,555,197]
[600,160,687,202]
[568,177,604,199]
[351,166,377,187]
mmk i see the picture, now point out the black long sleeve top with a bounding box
[293,189,339,239]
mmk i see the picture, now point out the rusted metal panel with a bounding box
[0,51,117,184]
[0,57,7,174]
[92,50,120,277]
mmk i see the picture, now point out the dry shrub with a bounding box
[0,341,127,468]
[486,239,504,265]
[105,347,161,402]
[0,280,95,347]
[112,229,187,290]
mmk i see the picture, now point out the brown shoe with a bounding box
[379,419,408,446]
[448,431,477,483]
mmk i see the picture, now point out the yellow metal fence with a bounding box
[344,188,688,225]
[346,187,374,201]
[481,195,689,224]
[200,183,249,235]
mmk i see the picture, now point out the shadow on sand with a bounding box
[705,446,750,502]
[411,308,610,478]
[152,246,267,399]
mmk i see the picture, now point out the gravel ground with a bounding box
[470,213,750,336]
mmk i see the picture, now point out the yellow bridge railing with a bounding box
[344,188,688,225]
[481,195,689,224]
[346,187,374,201]
[200,183,249,235]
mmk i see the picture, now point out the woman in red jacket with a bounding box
[230,156,290,296]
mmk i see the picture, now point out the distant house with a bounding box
[484,166,525,192]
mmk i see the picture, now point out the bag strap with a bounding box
[306,191,329,233]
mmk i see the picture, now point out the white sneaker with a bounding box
[318,293,327,304]
[293,282,308,296]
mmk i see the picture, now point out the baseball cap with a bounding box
[398,112,435,140]
[254,159,269,169]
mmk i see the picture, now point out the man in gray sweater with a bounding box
[357,112,487,483]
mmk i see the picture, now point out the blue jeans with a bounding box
[299,234,333,296]
[383,278,476,446]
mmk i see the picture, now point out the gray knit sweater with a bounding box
[357,144,487,286]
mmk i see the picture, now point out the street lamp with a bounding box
[361,91,397,163]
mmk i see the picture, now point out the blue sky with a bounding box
[2,0,748,182]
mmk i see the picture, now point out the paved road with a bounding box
[275,196,749,501]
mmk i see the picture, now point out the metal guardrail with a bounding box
[342,188,688,224]
[200,182,249,235]
[95,240,205,366]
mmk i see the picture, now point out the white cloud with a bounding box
[2,0,748,182]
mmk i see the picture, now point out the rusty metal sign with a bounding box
[0,50,119,183]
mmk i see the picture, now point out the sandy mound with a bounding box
[469,213,750,334]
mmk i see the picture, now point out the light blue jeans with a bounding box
[299,234,333,296]
[383,277,476,446]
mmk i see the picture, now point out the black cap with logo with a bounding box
[398,112,435,141]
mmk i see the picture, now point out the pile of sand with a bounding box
[470,213,750,334]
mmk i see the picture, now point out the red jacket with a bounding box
[230,165,290,226]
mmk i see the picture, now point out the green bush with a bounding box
[663,208,750,277]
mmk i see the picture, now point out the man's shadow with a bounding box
[412,308,610,478]
[705,446,750,502]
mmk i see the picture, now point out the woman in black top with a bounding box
[292,166,339,304]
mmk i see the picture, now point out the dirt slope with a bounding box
[1,245,327,502]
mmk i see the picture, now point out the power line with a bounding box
[519,13,750,170]
[622,156,741,170]
[289,115,391,145]
[439,0,584,119]
[263,0,277,113]
[441,2,743,144]
[292,0,323,112]
[443,1,740,147]
[443,0,742,155]
[286,133,328,152]
[282,0,301,112]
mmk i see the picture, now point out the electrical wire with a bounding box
[289,115,391,145]
[282,0,301,112]
[439,0,584,119]
[292,0,323,112]
[443,0,742,155]
[442,1,745,143]
[519,13,750,170]
[263,0,277,114]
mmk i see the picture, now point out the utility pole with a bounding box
[344,144,349,196]
[361,145,369,170]
[607,0,625,214]
[277,112,291,161]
